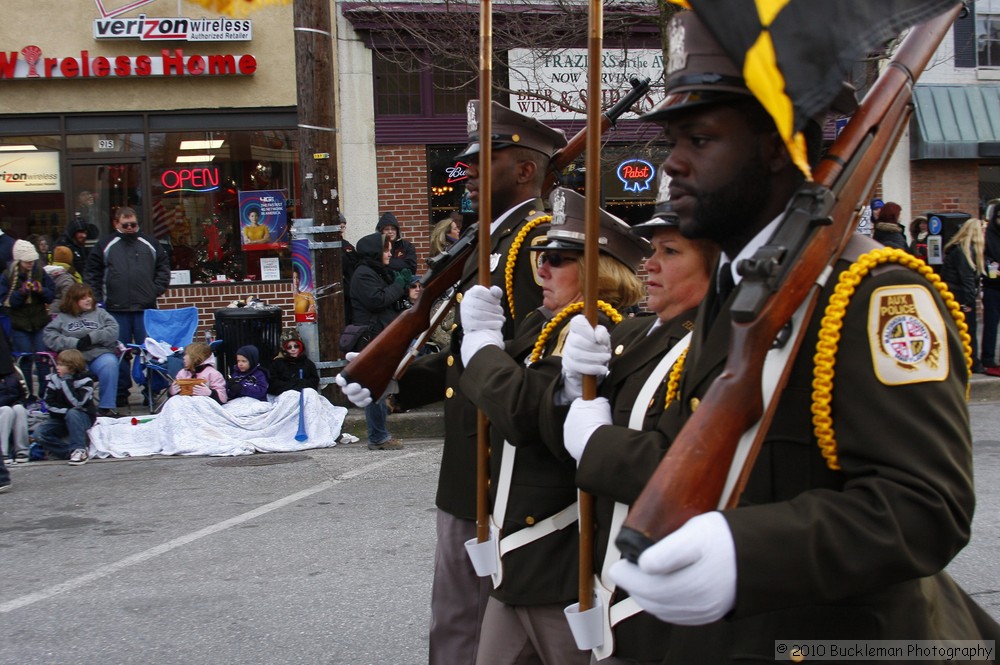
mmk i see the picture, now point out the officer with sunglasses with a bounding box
[85,206,171,410]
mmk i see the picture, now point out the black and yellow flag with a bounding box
[668,0,960,175]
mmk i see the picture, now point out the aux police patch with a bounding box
[868,285,948,386]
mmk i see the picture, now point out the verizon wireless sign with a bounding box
[0,152,61,193]
[0,46,256,80]
[94,15,253,41]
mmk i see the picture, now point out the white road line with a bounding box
[0,451,428,614]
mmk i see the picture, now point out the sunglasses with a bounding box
[536,251,579,269]
[119,222,139,229]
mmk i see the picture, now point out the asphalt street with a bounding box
[1,401,998,665]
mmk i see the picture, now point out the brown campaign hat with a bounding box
[631,169,681,239]
[536,188,652,273]
[642,11,752,122]
[455,100,568,160]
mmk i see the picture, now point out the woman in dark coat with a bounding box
[348,233,407,450]
[942,217,986,373]
[872,201,908,250]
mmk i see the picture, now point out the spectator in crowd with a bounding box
[268,329,320,396]
[25,234,49,267]
[45,245,84,315]
[908,215,929,261]
[349,232,407,450]
[32,349,97,466]
[85,206,171,408]
[430,215,461,256]
[339,212,358,325]
[942,218,986,374]
[226,344,269,402]
[0,442,8,492]
[376,212,417,276]
[74,191,101,238]
[0,239,56,399]
[0,331,30,465]
[53,215,93,277]
[0,226,15,274]
[872,201,908,250]
[168,341,228,404]
[43,283,121,417]
[982,210,1000,371]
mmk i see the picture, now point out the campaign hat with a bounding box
[642,11,752,122]
[455,101,568,160]
[631,169,681,239]
[535,188,651,273]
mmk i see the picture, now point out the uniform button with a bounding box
[525,516,536,525]
[450,323,458,331]
[790,653,805,663]
[447,355,454,367]
[445,387,454,398]
[689,397,700,412]
[615,344,625,356]
[648,397,655,409]
[456,292,464,303]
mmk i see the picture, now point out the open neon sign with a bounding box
[161,166,220,194]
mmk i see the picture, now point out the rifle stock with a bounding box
[340,77,651,397]
[616,7,961,561]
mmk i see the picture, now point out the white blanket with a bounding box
[88,389,348,458]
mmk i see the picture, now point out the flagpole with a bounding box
[578,0,603,613]
[475,0,494,545]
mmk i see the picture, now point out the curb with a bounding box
[340,375,1000,442]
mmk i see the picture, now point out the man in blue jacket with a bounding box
[85,206,170,410]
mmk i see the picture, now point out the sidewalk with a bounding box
[336,373,1000,442]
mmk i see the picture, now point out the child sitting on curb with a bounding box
[169,342,228,404]
[32,349,96,466]
[226,344,269,401]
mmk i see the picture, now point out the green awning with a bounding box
[911,84,1000,159]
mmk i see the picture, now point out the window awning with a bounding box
[911,84,1000,159]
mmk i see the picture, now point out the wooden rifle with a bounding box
[340,77,651,397]
[615,7,962,562]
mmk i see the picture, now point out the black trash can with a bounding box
[213,306,284,375]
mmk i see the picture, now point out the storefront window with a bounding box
[0,136,64,240]
[148,129,299,283]
[427,145,469,224]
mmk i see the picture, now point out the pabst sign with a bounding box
[0,46,256,80]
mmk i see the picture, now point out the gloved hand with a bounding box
[460,285,504,366]
[609,511,737,626]
[560,315,611,402]
[335,359,372,407]
[563,396,612,462]
[394,269,414,288]
[191,383,212,397]
[76,334,93,351]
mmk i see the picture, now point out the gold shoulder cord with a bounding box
[530,300,622,364]
[663,347,689,409]
[812,247,972,470]
[504,215,551,320]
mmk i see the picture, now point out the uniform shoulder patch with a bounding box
[867,284,948,385]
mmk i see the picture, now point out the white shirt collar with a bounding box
[490,198,536,235]
[720,214,784,287]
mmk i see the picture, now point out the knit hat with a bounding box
[235,344,260,368]
[52,245,74,265]
[279,328,306,358]
[12,239,38,262]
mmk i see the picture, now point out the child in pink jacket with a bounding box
[169,342,228,404]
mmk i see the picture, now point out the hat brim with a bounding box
[533,237,585,253]
[642,89,752,122]
[631,216,680,239]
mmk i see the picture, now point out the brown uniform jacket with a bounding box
[539,311,697,662]
[655,235,998,663]
[461,309,594,606]
[397,198,548,519]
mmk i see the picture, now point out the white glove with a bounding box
[191,383,211,397]
[563,396,612,462]
[609,511,737,626]
[460,285,504,366]
[335,372,372,407]
[335,353,397,406]
[560,315,611,403]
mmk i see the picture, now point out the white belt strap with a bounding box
[593,332,691,660]
[489,441,579,588]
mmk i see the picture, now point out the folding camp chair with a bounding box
[126,307,199,413]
